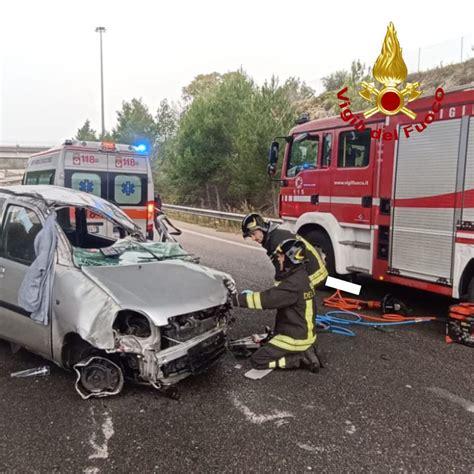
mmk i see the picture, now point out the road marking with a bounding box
[297,442,325,453]
[180,228,265,251]
[231,394,294,424]
[89,412,114,459]
[345,420,357,435]
[427,387,474,413]
[86,407,115,474]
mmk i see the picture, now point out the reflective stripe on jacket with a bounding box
[235,265,317,352]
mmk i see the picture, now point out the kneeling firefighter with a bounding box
[241,213,328,289]
[232,239,321,372]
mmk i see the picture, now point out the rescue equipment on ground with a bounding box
[446,303,474,347]
[317,290,436,336]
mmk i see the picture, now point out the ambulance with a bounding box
[23,140,155,239]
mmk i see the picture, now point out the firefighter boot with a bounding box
[300,347,321,373]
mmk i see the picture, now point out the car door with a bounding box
[0,202,52,358]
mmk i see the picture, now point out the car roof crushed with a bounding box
[0,185,141,235]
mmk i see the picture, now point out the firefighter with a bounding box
[241,213,328,289]
[232,239,321,372]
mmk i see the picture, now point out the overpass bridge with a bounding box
[0,145,50,185]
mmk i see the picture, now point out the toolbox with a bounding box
[446,303,474,347]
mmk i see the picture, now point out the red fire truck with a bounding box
[268,86,474,301]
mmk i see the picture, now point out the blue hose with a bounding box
[315,310,432,337]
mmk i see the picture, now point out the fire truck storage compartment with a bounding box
[463,117,474,226]
[390,119,462,283]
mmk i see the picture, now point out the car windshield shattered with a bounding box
[73,239,190,267]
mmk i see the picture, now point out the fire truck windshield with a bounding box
[287,135,319,177]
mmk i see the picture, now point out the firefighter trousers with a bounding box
[251,343,306,370]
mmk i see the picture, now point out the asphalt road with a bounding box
[0,220,473,473]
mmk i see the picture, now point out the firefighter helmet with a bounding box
[273,239,306,268]
[241,213,269,238]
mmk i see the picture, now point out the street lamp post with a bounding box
[95,26,106,138]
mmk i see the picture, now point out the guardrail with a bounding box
[162,203,282,224]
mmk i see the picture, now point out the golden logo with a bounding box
[359,22,422,119]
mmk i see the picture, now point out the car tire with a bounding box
[304,229,336,277]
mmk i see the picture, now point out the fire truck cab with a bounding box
[23,140,155,239]
[269,87,474,301]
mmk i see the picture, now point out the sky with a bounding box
[1,0,473,145]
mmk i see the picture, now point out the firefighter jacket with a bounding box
[262,225,328,289]
[234,265,317,352]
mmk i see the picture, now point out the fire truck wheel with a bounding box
[305,230,336,276]
[468,276,474,303]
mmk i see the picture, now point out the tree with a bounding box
[322,60,369,92]
[350,59,368,85]
[112,98,156,147]
[171,71,254,208]
[322,70,350,92]
[76,120,98,141]
[152,99,181,197]
[167,70,298,211]
[320,60,371,114]
[181,72,222,103]
[155,99,179,143]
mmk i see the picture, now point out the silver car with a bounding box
[0,185,234,399]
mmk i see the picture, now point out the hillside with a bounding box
[298,58,474,119]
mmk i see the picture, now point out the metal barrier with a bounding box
[162,204,282,224]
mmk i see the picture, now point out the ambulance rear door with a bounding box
[63,148,113,238]
[107,153,149,236]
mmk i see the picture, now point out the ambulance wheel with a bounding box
[306,230,336,276]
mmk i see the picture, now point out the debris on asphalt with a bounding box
[10,366,50,378]
[244,368,273,380]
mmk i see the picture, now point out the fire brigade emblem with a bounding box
[359,22,422,119]
[295,176,304,190]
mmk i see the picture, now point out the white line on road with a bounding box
[85,407,115,474]
[427,387,474,413]
[89,411,114,459]
[231,394,294,424]
[180,228,265,251]
[296,442,326,453]
[345,420,357,435]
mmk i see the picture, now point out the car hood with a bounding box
[81,259,229,326]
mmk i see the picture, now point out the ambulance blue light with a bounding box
[135,144,147,152]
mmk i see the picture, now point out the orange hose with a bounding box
[323,290,436,322]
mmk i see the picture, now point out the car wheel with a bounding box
[305,229,336,276]
[74,356,124,399]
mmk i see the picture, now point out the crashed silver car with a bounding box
[0,185,234,399]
